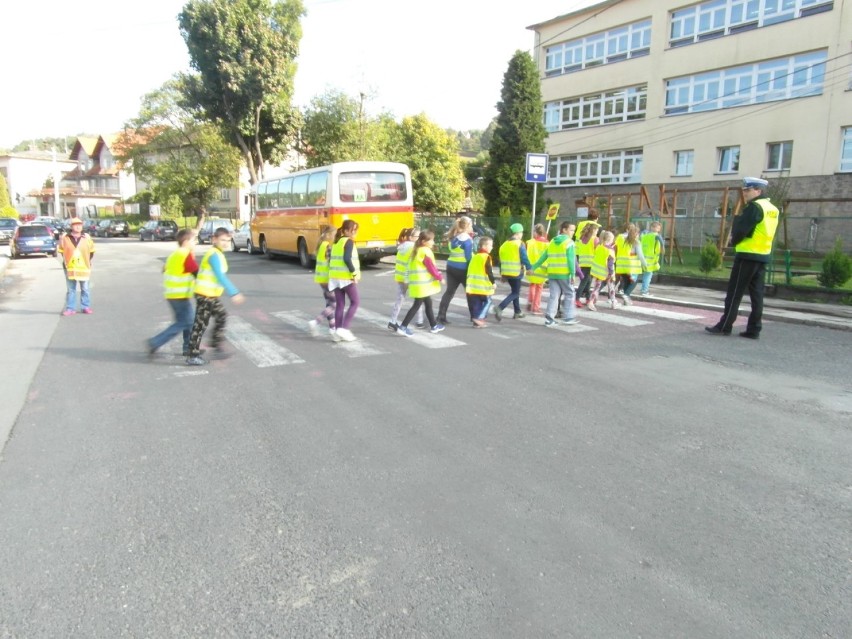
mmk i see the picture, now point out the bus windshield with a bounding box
[339,171,407,203]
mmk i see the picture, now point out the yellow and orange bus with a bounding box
[250,161,414,267]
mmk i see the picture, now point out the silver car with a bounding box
[230,222,253,252]
[0,218,20,244]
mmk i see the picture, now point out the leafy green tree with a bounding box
[178,0,305,184]
[116,78,242,218]
[699,240,722,274]
[389,114,465,213]
[482,51,547,217]
[818,237,852,288]
[0,173,18,218]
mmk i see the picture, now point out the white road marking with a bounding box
[374,270,396,277]
[356,308,467,349]
[272,310,387,358]
[575,308,651,326]
[448,298,597,333]
[225,316,305,367]
[619,305,702,320]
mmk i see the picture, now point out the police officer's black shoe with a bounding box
[704,325,731,335]
[739,331,760,340]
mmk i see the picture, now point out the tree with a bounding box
[116,78,242,218]
[818,237,852,288]
[0,173,18,218]
[482,51,547,217]
[178,0,305,184]
[389,114,465,213]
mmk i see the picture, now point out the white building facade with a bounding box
[0,152,75,219]
[529,0,852,248]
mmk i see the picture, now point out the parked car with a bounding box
[33,216,63,239]
[96,219,129,237]
[10,224,58,258]
[0,218,20,244]
[82,218,101,235]
[198,218,235,244]
[139,219,179,242]
[230,222,252,252]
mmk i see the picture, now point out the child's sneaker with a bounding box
[544,317,556,327]
[185,356,207,366]
[81,308,93,314]
[397,326,414,337]
[430,324,445,334]
[562,318,580,326]
[610,297,618,309]
[622,295,632,306]
[513,311,525,319]
[308,319,319,336]
[330,328,342,342]
[61,309,76,316]
[336,328,356,341]
[387,321,398,332]
[587,301,597,311]
[494,306,503,322]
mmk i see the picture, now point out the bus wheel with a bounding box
[298,238,310,269]
[260,237,271,258]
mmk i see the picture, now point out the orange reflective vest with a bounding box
[59,233,95,281]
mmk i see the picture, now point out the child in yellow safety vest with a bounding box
[388,227,424,331]
[639,221,664,296]
[574,221,600,306]
[466,236,496,328]
[494,223,533,321]
[396,230,445,336]
[587,231,616,311]
[328,219,361,342]
[525,224,549,315]
[308,226,336,336]
[614,223,647,307]
[529,221,580,327]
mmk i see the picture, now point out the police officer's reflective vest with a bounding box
[575,234,597,268]
[314,240,331,284]
[329,237,360,280]
[590,244,615,280]
[408,246,441,298]
[525,237,548,284]
[163,246,194,299]
[194,248,226,298]
[499,239,522,277]
[735,199,779,256]
[466,252,495,295]
[395,242,414,283]
[640,232,662,273]
[615,235,642,275]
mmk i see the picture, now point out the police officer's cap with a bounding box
[742,177,768,190]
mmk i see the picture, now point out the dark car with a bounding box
[10,224,58,258]
[0,217,20,244]
[81,218,100,235]
[198,218,235,244]
[96,219,129,237]
[33,216,63,239]
[139,219,179,242]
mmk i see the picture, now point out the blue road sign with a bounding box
[525,153,549,183]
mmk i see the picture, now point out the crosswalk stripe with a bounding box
[272,310,387,358]
[619,306,702,320]
[575,307,651,326]
[226,316,305,367]
[447,298,597,333]
[356,308,467,349]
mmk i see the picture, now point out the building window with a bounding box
[219,188,231,201]
[717,146,740,173]
[669,0,833,47]
[841,127,852,172]
[665,50,826,115]
[766,141,793,171]
[674,150,694,176]
[548,149,643,186]
[544,85,647,132]
[545,19,651,77]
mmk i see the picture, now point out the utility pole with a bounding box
[52,148,61,218]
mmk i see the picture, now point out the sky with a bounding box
[1,0,598,150]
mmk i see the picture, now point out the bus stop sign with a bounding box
[525,153,549,183]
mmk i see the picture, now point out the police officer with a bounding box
[705,177,779,340]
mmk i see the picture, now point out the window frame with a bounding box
[766,141,793,171]
[548,149,644,186]
[544,85,648,132]
[674,150,695,176]
[545,19,651,77]
[840,127,852,172]
[717,145,741,173]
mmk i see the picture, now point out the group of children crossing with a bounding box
[147,214,665,361]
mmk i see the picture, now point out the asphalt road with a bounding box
[1,239,850,638]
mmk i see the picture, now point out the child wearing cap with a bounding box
[494,223,533,321]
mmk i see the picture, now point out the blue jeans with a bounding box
[467,294,492,320]
[498,276,523,313]
[65,278,90,311]
[640,270,654,294]
[149,298,195,352]
[546,279,575,321]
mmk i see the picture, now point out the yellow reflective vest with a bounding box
[329,237,360,280]
[194,247,227,298]
[640,233,662,273]
[466,252,495,295]
[499,239,522,277]
[163,246,195,299]
[591,244,615,281]
[544,237,574,278]
[59,233,95,281]
[408,246,441,298]
[615,235,642,276]
[735,199,779,256]
[395,241,414,283]
[314,240,331,284]
[525,237,548,284]
[446,235,470,269]
[575,234,597,268]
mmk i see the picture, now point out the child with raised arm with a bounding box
[466,236,496,328]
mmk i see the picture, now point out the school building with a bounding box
[528,0,852,252]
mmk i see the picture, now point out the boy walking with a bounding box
[186,227,245,365]
[530,221,580,327]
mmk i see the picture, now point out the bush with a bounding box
[0,204,19,219]
[817,237,852,289]
[698,241,722,274]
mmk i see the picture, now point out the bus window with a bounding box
[257,182,268,209]
[292,174,309,207]
[307,171,328,205]
[278,177,293,208]
[268,180,279,208]
[339,172,407,203]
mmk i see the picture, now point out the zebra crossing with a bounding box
[150,294,704,375]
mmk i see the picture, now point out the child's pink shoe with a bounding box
[61,309,76,316]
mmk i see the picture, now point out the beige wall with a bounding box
[533,0,852,185]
